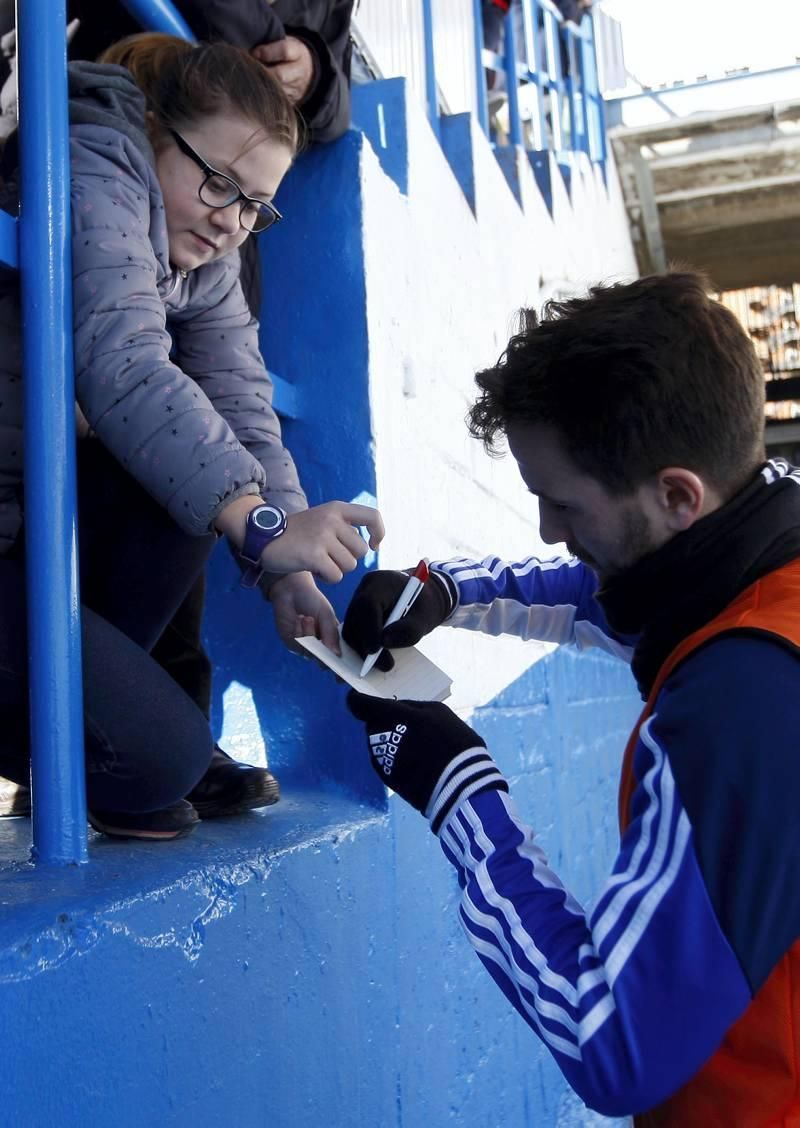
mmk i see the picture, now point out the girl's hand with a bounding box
[269,571,340,654]
[260,501,384,583]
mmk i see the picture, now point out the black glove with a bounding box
[347,691,508,834]
[342,568,455,672]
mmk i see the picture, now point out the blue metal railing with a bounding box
[420,0,441,143]
[118,0,194,39]
[472,0,491,137]
[427,0,607,174]
[351,2,608,175]
[605,61,800,128]
[8,0,194,865]
[17,0,86,864]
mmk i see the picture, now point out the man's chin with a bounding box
[568,546,601,574]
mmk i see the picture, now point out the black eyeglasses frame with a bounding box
[168,128,282,234]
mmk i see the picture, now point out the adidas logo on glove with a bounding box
[368,723,407,777]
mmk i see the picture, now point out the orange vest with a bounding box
[617,558,800,1128]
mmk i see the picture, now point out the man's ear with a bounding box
[653,468,712,531]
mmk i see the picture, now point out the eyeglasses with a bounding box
[169,129,282,234]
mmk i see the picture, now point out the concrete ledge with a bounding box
[0,790,385,960]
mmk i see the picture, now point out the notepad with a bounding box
[296,629,452,702]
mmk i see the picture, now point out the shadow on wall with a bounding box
[204,132,382,801]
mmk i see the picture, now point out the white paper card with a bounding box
[296,629,452,702]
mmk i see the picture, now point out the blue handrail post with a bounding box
[118,0,195,38]
[17,0,87,864]
[576,19,592,159]
[586,12,608,169]
[522,0,547,152]
[421,0,441,142]
[563,28,580,153]
[472,0,490,137]
[542,6,563,152]
[579,10,605,167]
[503,4,523,148]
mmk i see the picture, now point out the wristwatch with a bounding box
[239,504,288,589]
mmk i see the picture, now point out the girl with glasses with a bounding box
[0,34,383,840]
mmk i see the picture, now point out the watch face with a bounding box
[253,506,284,533]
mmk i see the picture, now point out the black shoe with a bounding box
[187,745,280,819]
[0,778,31,818]
[89,799,199,841]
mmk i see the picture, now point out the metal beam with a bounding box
[648,137,800,178]
[630,152,666,272]
[610,97,800,146]
[607,63,800,109]
[656,172,800,206]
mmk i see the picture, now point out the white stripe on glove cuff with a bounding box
[425,747,509,835]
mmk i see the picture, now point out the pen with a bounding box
[359,558,430,677]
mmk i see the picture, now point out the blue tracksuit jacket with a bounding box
[426,552,800,1116]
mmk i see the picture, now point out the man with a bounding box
[481,0,511,55]
[68,0,355,145]
[343,273,800,1124]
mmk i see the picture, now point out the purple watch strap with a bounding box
[239,505,287,589]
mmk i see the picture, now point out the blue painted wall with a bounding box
[0,646,639,1127]
[0,83,641,1125]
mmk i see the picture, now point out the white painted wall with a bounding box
[360,94,637,714]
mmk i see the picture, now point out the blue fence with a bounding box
[14,0,85,864]
[463,0,607,170]
[6,0,610,866]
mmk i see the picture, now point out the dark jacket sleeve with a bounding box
[169,261,308,516]
[68,0,353,144]
[170,0,284,46]
[69,125,266,535]
[280,0,354,144]
[187,0,355,144]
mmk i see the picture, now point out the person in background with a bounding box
[68,0,356,146]
[481,0,511,58]
[0,34,382,839]
[343,273,800,1124]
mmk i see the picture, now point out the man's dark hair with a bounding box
[468,272,766,498]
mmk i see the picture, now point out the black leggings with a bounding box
[0,441,216,812]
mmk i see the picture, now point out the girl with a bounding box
[0,34,382,839]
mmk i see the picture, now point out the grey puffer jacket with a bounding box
[0,60,306,554]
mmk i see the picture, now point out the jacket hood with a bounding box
[68,60,154,165]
